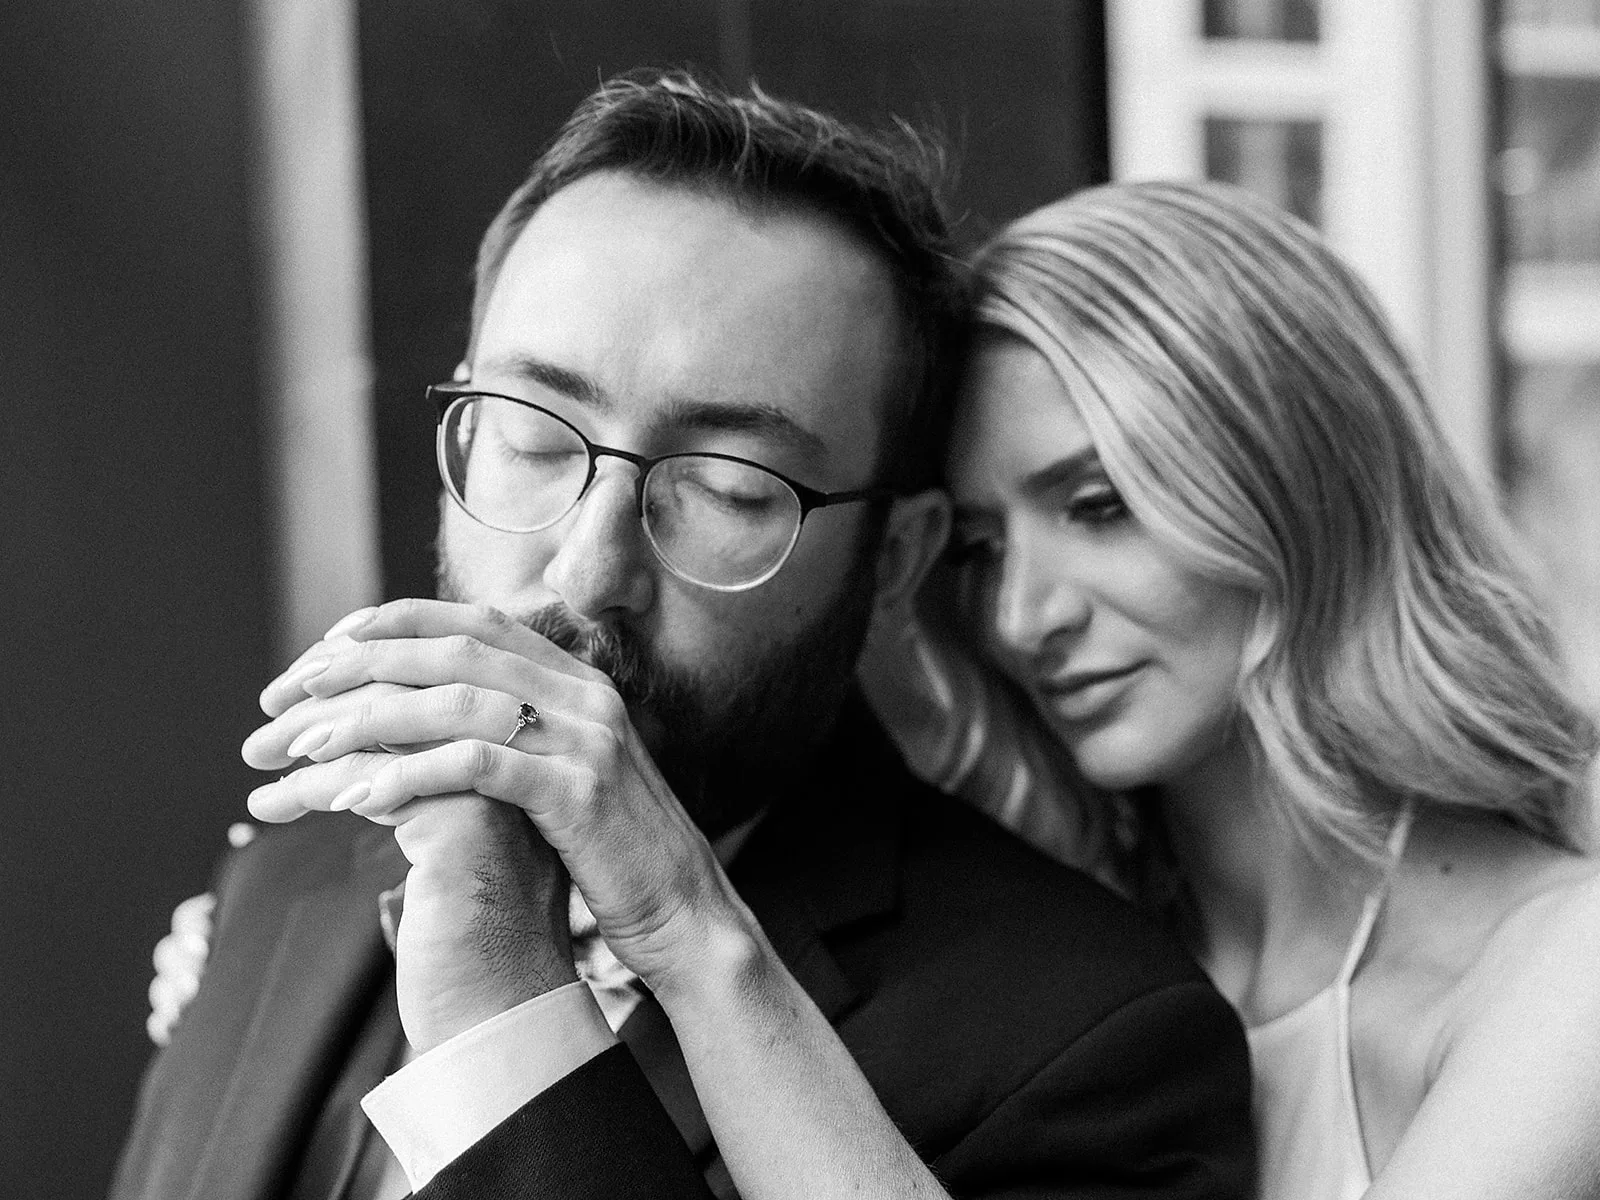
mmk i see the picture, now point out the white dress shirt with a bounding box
[357,818,761,1195]
[361,979,620,1193]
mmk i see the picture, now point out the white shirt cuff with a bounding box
[360,981,618,1190]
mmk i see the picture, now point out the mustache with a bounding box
[519,604,687,713]
[431,554,687,713]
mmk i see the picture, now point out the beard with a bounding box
[435,535,881,837]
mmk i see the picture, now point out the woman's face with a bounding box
[945,337,1256,791]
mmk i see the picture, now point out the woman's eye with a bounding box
[1065,488,1128,524]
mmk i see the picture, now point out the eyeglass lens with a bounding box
[440,395,804,590]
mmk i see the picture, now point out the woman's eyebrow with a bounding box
[1018,446,1102,498]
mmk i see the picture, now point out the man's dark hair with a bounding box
[469,68,965,492]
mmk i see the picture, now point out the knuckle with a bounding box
[575,659,612,686]
[348,636,377,671]
[444,633,482,663]
[589,682,629,727]
[568,760,603,807]
[471,603,510,632]
[439,682,482,721]
[583,720,625,767]
[466,739,498,781]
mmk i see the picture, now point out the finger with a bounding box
[351,789,477,831]
[170,893,216,937]
[147,973,197,1050]
[351,739,574,822]
[147,1010,174,1048]
[153,930,208,978]
[296,686,574,766]
[300,633,600,719]
[247,752,391,823]
[347,599,610,686]
[258,624,374,717]
[148,958,201,1012]
[243,682,414,770]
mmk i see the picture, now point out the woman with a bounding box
[899,178,1600,1197]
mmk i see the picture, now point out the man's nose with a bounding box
[541,459,656,619]
[993,532,1090,659]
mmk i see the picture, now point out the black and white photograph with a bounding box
[5,2,1600,1197]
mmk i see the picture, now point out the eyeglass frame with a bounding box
[430,382,896,591]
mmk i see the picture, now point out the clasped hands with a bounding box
[242,599,754,1052]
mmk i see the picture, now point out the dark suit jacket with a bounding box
[111,703,1253,1200]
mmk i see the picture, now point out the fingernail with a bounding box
[324,607,378,640]
[287,724,333,759]
[330,781,371,812]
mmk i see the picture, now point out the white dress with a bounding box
[1247,807,1415,1200]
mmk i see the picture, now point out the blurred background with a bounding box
[2,1,1595,1194]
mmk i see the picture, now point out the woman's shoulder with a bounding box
[1401,805,1600,942]
[1392,806,1600,1075]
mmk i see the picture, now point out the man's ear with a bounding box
[872,487,952,619]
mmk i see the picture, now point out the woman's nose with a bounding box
[540,460,655,619]
[993,535,1090,658]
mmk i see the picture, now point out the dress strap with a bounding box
[1335,802,1417,986]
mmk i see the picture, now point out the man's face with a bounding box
[439,171,903,825]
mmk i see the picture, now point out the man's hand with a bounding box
[241,600,756,1005]
[386,792,574,1053]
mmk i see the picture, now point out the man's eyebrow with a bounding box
[476,354,609,412]
[1019,445,1103,497]
[658,397,830,466]
[476,355,830,466]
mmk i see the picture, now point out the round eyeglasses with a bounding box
[432,386,890,592]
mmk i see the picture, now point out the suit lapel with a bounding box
[116,819,407,1200]
[617,992,713,1157]
[728,704,906,1022]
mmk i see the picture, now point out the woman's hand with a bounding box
[242,599,749,999]
[146,892,214,1047]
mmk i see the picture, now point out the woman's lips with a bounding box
[1037,663,1144,722]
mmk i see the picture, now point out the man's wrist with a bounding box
[364,981,616,1190]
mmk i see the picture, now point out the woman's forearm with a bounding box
[651,905,951,1200]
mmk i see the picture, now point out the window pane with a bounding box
[1502,0,1600,28]
[1204,116,1323,226]
[1501,76,1600,262]
[1203,0,1319,41]
[1505,362,1600,707]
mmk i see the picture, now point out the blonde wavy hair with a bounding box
[965,180,1596,868]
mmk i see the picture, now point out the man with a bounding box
[113,71,1252,1200]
